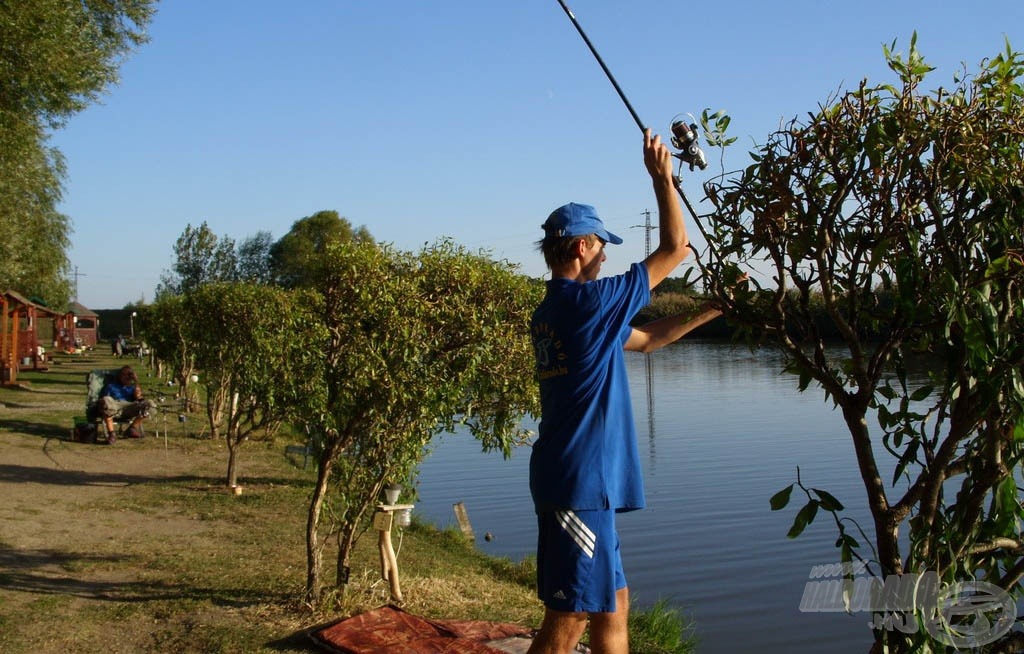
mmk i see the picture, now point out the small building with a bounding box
[1,293,17,384]
[1,290,49,378]
[67,301,100,349]
[0,291,85,380]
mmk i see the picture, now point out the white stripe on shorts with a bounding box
[555,510,596,559]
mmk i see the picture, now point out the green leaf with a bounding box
[787,500,819,539]
[770,484,794,510]
[996,476,1019,516]
[797,367,813,392]
[812,488,845,512]
[909,385,934,402]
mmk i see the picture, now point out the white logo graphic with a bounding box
[800,564,1015,647]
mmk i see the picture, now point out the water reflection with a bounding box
[644,352,656,468]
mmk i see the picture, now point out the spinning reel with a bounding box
[670,117,708,172]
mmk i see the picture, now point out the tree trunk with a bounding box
[337,522,357,593]
[226,438,238,487]
[305,456,334,605]
[842,405,903,575]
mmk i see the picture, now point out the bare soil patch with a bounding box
[0,354,318,653]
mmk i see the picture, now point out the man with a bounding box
[528,129,722,654]
[99,365,156,443]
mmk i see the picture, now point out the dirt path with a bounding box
[0,429,245,650]
[1,430,218,550]
[0,362,315,653]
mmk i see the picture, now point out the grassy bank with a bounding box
[0,351,694,653]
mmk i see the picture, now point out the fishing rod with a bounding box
[554,0,708,174]
[554,0,646,133]
[555,1,754,309]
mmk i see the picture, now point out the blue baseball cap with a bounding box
[542,203,623,245]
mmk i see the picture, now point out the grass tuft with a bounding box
[628,598,699,654]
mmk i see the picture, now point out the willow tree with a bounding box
[303,239,541,604]
[698,40,1023,651]
[0,0,155,306]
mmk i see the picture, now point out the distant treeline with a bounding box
[631,292,731,338]
[634,281,905,342]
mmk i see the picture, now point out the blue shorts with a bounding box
[535,508,626,613]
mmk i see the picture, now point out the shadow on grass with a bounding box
[0,546,292,608]
[13,374,82,388]
[0,419,68,440]
[0,462,182,487]
[0,462,308,490]
[0,402,56,410]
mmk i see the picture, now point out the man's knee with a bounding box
[99,396,121,417]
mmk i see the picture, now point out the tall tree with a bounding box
[156,222,238,298]
[700,39,1023,652]
[0,119,73,304]
[269,210,373,288]
[0,0,156,306]
[236,231,275,285]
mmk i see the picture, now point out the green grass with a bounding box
[629,598,699,654]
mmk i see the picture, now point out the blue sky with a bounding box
[53,1,1022,309]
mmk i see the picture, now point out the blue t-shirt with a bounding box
[101,382,136,402]
[529,262,650,512]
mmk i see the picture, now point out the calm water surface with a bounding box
[416,342,908,653]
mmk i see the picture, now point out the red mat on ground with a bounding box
[310,604,532,654]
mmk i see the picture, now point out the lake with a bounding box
[415,342,912,653]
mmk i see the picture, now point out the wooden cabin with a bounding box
[0,293,16,384]
[0,291,76,377]
[67,301,100,349]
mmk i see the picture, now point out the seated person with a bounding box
[99,365,156,442]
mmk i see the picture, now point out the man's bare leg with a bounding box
[588,586,629,654]
[527,586,629,654]
[526,607,587,654]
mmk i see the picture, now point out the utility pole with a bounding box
[72,266,86,302]
[630,209,655,257]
